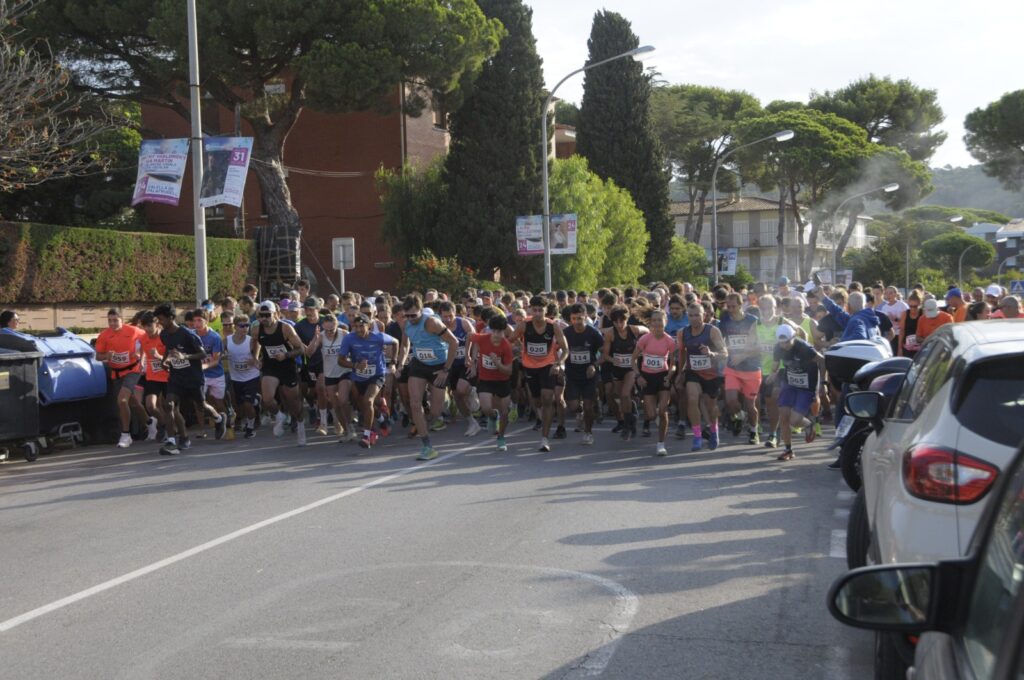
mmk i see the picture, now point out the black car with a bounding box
[827,440,1024,679]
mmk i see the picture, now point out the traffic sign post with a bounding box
[1010,280,1024,296]
[332,237,355,294]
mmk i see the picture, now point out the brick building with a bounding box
[142,85,449,295]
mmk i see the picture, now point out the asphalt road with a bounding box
[0,417,871,679]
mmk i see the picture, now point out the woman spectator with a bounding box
[966,301,991,321]
[897,291,924,358]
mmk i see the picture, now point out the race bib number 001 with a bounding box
[570,350,590,365]
[613,353,632,368]
[689,355,712,371]
[643,354,666,371]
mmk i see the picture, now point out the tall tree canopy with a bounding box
[736,108,930,280]
[437,0,545,281]
[0,0,117,194]
[809,75,946,163]
[964,90,1024,191]
[576,10,672,275]
[650,84,762,244]
[27,0,503,235]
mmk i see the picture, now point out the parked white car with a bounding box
[844,319,1024,679]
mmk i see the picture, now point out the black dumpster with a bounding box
[0,349,43,461]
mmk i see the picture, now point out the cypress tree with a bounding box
[576,10,673,276]
[438,0,545,282]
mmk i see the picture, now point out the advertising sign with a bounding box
[199,137,254,208]
[131,138,189,206]
[706,248,738,276]
[516,214,578,256]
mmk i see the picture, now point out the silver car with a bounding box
[844,319,1024,678]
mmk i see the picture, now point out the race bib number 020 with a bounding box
[526,342,548,357]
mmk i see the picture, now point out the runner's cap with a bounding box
[303,297,320,309]
[945,287,963,300]
[923,298,939,319]
[985,284,1003,298]
[775,325,795,341]
[258,300,277,314]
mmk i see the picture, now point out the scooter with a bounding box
[831,356,912,490]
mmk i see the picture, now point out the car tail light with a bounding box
[902,445,999,504]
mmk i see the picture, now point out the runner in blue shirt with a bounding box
[338,314,399,449]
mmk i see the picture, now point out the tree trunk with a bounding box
[833,201,863,271]
[692,189,707,246]
[789,182,807,281]
[774,184,787,282]
[249,130,302,231]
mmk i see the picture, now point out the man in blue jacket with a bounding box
[819,291,881,342]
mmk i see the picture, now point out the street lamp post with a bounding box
[541,45,655,292]
[710,129,794,284]
[830,183,899,284]
[186,0,208,305]
[961,236,1006,286]
[997,252,1017,284]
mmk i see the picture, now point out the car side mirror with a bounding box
[827,564,937,632]
[845,391,884,432]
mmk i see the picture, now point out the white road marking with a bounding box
[834,508,850,520]
[0,427,529,633]
[220,637,355,652]
[836,490,855,502]
[830,530,847,559]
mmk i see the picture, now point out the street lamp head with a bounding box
[949,215,964,223]
[773,129,795,142]
[627,45,656,58]
[882,183,900,193]
[996,237,1008,244]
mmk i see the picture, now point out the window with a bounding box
[732,219,750,247]
[962,456,1024,678]
[431,92,449,130]
[760,221,779,245]
[954,356,1024,448]
[891,335,954,420]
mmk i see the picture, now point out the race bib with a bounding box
[456,346,466,360]
[356,364,377,378]
[323,346,339,356]
[760,342,775,354]
[265,344,287,359]
[613,353,633,368]
[787,370,810,389]
[170,357,190,370]
[727,335,748,350]
[232,360,251,372]
[689,355,712,371]
[482,355,497,370]
[111,351,130,364]
[415,347,437,362]
[570,350,590,365]
[150,359,166,374]
[643,354,666,371]
[904,334,920,350]
[526,342,548,357]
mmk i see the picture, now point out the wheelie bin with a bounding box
[0,349,43,461]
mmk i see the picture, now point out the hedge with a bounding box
[0,222,254,303]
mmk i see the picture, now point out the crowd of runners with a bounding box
[3,277,1018,462]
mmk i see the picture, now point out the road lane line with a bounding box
[830,530,847,559]
[0,426,528,633]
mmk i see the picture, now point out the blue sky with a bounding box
[528,0,1023,168]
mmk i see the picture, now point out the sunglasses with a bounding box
[236,323,250,328]
[258,313,272,318]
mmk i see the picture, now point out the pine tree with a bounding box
[576,10,673,276]
[438,0,545,282]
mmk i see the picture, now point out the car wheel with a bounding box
[839,429,868,491]
[874,631,910,680]
[846,488,870,570]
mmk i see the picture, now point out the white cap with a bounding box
[985,284,1003,298]
[923,298,939,319]
[775,324,795,341]
[258,300,277,314]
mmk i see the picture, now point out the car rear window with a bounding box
[955,358,1024,448]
